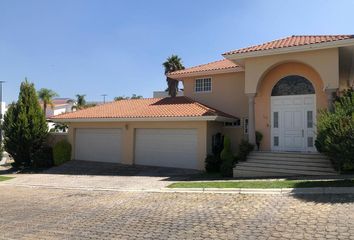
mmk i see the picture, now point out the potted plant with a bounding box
[255,131,263,151]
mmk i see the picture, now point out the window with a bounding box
[271,75,315,96]
[243,118,248,134]
[307,137,314,147]
[224,119,241,127]
[307,111,313,128]
[195,78,212,92]
[274,136,279,146]
[273,112,279,128]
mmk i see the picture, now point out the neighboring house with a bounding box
[153,90,184,98]
[52,35,354,171]
[43,98,73,131]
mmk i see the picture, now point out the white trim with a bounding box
[223,38,354,60]
[51,115,237,123]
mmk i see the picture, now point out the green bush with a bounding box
[220,136,234,177]
[33,145,53,168]
[53,140,72,166]
[205,154,222,173]
[315,90,354,172]
[238,139,254,162]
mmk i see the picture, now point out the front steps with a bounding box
[233,151,337,178]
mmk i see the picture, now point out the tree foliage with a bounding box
[163,55,185,97]
[114,94,143,101]
[2,79,48,167]
[71,94,87,110]
[220,136,234,177]
[315,89,354,172]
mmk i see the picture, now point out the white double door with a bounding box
[271,95,316,152]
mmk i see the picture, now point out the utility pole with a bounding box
[0,81,5,141]
[101,94,107,104]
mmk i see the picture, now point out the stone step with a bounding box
[234,165,336,176]
[247,155,330,163]
[249,152,325,159]
[236,162,336,173]
[241,159,333,168]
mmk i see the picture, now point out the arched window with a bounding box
[271,75,315,96]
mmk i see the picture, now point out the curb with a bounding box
[164,187,354,195]
[1,183,354,195]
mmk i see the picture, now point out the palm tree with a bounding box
[72,94,86,110]
[37,88,59,117]
[163,55,185,97]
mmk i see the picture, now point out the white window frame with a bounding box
[195,77,212,93]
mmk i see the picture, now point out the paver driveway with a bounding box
[0,160,199,190]
[0,185,353,240]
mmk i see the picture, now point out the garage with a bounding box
[134,128,198,169]
[75,128,122,163]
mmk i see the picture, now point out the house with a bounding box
[153,90,184,98]
[52,35,354,171]
[43,98,73,131]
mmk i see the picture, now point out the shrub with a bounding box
[53,140,72,166]
[33,145,53,168]
[238,139,254,162]
[255,131,263,151]
[205,154,222,173]
[220,136,234,177]
[315,90,354,172]
[2,80,48,168]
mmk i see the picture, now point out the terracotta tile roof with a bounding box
[168,59,242,76]
[51,97,237,120]
[223,35,354,55]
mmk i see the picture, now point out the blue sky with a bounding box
[1,0,354,103]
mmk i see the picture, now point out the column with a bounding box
[325,88,337,111]
[247,93,256,145]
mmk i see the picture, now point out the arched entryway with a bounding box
[270,75,316,152]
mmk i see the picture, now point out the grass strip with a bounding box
[168,179,354,189]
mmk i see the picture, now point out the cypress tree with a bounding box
[2,79,48,167]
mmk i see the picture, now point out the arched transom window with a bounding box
[271,75,315,96]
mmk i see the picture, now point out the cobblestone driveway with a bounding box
[0,186,353,240]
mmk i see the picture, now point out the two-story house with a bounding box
[52,35,354,173]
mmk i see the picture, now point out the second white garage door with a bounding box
[75,128,122,163]
[134,129,198,169]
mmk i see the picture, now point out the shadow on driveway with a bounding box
[41,160,201,181]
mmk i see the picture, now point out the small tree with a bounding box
[220,136,234,177]
[2,79,48,167]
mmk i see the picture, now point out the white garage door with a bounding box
[75,128,122,163]
[135,129,198,169]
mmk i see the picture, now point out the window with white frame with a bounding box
[224,119,241,127]
[195,78,212,92]
[243,118,249,134]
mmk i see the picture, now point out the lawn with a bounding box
[168,179,354,189]
[0,176,13,182]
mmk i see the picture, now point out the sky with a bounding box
[1,0,354,103]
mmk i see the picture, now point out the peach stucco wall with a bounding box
[183,72,249,153]
[254,62,328,150]
[67,121,208,170]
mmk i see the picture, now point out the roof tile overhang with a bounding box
[167,59,243,78]
[51,97,238,123]
[223,35,354,60]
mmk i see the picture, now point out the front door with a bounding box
[271,95,316,152]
